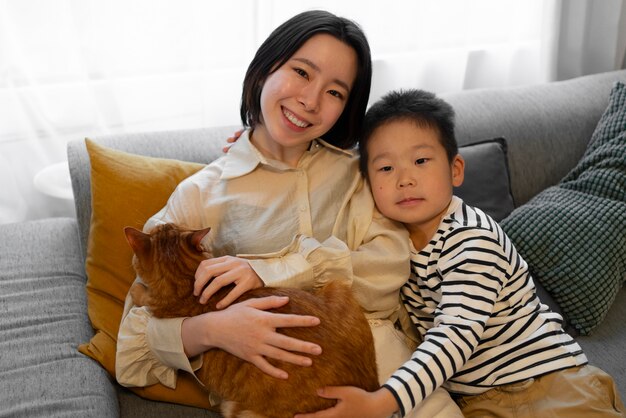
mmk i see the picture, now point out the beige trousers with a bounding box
[370,319,464,418]
[456,365,625,418]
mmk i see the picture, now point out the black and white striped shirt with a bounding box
[384,196,587,417]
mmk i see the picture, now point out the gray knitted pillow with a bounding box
[501,81,626,335]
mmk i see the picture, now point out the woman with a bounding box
[116,10,461,418]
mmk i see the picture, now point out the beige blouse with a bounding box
[115,131,410,390]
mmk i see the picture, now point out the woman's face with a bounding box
[253,33,358,165]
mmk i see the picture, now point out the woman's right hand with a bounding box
[181,295,322,379]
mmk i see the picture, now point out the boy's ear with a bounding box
[451,154,465,187]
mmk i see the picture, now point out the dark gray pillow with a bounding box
[455,138,515,221]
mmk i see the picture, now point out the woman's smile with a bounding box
[282,106,311,129]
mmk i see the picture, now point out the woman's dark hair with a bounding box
[240,10,372,149]
[358,89,458,178]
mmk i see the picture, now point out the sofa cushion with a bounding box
[455,137,515,221]
[117,386,222,418]
[68,127,237,263]
[0,218,118,417]
[501,81,626,335]
[78,140,213,408]
[575,286,626,399]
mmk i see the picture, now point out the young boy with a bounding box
[297,89,625,418]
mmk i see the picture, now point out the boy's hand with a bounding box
[294,386,399,418]
[223,129,244,153]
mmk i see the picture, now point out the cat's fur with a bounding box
[124,223,379,418]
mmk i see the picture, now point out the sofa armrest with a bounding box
[0,218,118,417]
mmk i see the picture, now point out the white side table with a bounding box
[33,161,76,218]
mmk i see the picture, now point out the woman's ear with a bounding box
[451,154,465,187]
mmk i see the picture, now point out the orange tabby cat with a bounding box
[124,223,378,418]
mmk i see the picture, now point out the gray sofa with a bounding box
[1,69,624,417]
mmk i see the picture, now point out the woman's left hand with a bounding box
[194,255,264,308]
[293,386,399,418]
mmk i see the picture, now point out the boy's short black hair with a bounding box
[358,89,457,177]
[240,10,372,150]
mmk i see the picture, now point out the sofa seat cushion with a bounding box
[575,286,626,400]
[0,218,118,417]
[117,386,222,418]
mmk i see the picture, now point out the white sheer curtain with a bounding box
[555,0,626,80]
[1,0,624,223]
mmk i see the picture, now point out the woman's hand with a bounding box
[182,295,322,379]
[194,255,263,309]
[294,386,399,418]
[223,129,244,153]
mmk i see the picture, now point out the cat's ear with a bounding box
[190,227,211,252]
[124,227,151,254]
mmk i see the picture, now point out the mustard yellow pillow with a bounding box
[78,139,213,408]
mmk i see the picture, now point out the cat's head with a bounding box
[124,223,212,288]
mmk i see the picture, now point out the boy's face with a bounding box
[366,119,464,241]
